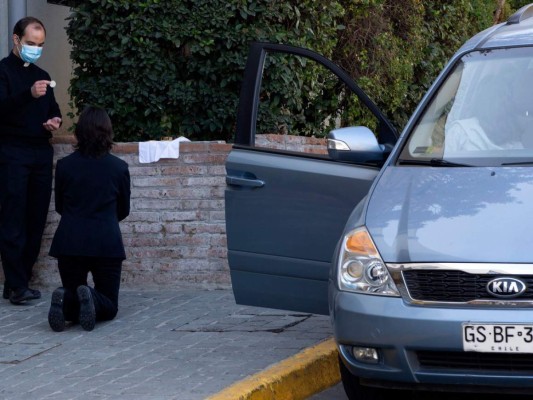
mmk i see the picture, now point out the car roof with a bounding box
[458,3,533,53]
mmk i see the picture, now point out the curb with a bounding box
[206,337,340,400]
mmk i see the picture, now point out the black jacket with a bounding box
[49,151,131,259]
[0,52,61,145]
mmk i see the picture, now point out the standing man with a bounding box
[0,17,62,305]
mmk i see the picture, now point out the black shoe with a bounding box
[77,285,95,331]
[48,288,66,332]
[29,288,41,299]
[3,285,11,300]
[9,288,36,305]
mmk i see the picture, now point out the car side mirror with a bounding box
[327,126,387,164]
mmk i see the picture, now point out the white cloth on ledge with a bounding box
[138,137,191,163]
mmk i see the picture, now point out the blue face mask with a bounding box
[20,44,42,64]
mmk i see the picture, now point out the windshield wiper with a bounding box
[398,158,472,167]
[501,161,533,166]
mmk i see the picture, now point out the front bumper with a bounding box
[331,288,533,392]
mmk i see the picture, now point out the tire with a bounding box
[338,356,390,400]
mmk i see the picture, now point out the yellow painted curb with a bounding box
[206,337,340,400]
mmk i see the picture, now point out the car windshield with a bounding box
[398,46,533,167]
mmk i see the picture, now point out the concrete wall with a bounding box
[0,0,8,57]
[28,0,73,135]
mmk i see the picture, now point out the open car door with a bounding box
[225,42,397,315]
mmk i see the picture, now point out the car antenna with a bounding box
[507,3,533,24]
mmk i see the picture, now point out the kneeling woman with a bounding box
[48,106,131,332]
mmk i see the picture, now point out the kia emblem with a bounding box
[486,277,527,298]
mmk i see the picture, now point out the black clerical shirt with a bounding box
[0,52,61,146]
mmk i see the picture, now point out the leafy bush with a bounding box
[332,0,500,133]
[67,0,343,142]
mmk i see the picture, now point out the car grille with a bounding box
[417,350,533,372]
[402,270,533,302]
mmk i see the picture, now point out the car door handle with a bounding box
[226,176,265,188]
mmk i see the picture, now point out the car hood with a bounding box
[365,166,533,263]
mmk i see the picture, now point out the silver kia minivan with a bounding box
[225,3,533,397]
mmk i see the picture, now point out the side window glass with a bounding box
[253,53,379,156]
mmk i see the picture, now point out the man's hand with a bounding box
[43,117,61,132]
[31,80,51,98]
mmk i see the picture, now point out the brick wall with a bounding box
[13,134,326,290]
[31,136,232,290]
[255,134,327,154]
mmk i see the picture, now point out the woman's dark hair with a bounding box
[13,17,46,37]
[74,106,114,158]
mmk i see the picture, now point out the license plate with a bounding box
[463,323,533,353]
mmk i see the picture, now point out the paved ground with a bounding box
[0,285,334,400]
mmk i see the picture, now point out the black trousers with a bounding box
[0,144,53,290]
[57,256,122,322]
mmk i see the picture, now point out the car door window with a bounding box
[235,43,397,149]
[252,52,380,156]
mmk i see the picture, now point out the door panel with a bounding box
[226,148,379,314]
[230,271,328,316]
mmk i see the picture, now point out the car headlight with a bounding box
[337,227,400,296]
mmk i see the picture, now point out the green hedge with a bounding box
[332,0,500,131]
[67,0,522,142]
[67,0,343,141]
